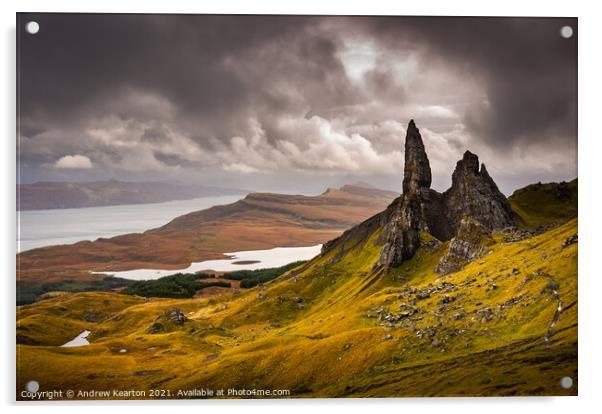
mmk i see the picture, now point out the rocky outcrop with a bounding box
[435,217,495,274]
[442,151,515,233]
[148,308,189,334]
[403,120,432,196]
[323,119,516,271]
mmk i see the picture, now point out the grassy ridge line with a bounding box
[508,179,577,229]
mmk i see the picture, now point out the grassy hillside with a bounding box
[16,216,577,398]
[17,185,397,285]
[509,179,577,229]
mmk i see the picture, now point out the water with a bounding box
[17,195,244,252]
[61,330,91,347]
[97,244,323,281]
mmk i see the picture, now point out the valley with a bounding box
[17,185,397,286]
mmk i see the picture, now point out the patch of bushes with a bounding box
[16,261,307,305]
[17,277,133,305]
[223,261,305,288]
[122,273,230,298]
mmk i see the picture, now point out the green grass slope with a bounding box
[509,179,577,229]
[17,215,577,398]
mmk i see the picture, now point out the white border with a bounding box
[2,1,601,413]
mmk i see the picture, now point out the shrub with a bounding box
[122,273,230,298]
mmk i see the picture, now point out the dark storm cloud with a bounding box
[17,14,577,193]
[18,14,332,131]
[362,16,577,149]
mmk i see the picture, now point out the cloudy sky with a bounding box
[17,14,577,195]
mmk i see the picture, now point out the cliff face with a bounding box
[331,119,516,269]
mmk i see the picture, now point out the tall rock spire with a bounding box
[377,120,431,267]
[402,120,432,195]
[323,118,516,272]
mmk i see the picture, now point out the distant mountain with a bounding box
[17,179,247,211]
[17,184,398,285]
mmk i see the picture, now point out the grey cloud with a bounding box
[362,16,577,149]
[17,14,576,194]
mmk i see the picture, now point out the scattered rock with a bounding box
[439,295,456,305]
[476,307,494,323]
[561,234,578,249]
[436,217,495,275]
[167,308,189,324]
[500,227,536,243]
[147,323,165,334]
[133,370,162,377]
[452,313,465,320]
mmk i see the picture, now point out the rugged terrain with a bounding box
[16,121,577,398]
[17,185,397,285]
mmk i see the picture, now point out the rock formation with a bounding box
[435,217,495,274]
[384,121,516,268]
[442,151,515,233]
[377,120,432,267]
[323,119,516,272]
[402,120,432,196]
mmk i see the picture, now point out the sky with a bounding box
[17,14,577,195]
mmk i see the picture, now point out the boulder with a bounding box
[561,234,578,249]
[435,217,495,275]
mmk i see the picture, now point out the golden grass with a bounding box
[16,217,577,399]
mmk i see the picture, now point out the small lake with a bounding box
[96,244,323,280]
[17,195,244,252]
[61,330,91,347]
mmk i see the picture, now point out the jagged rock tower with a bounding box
[322,119,516,273]
[377,120,432,266]
[377,119,516,268]
[443,150,515,232]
